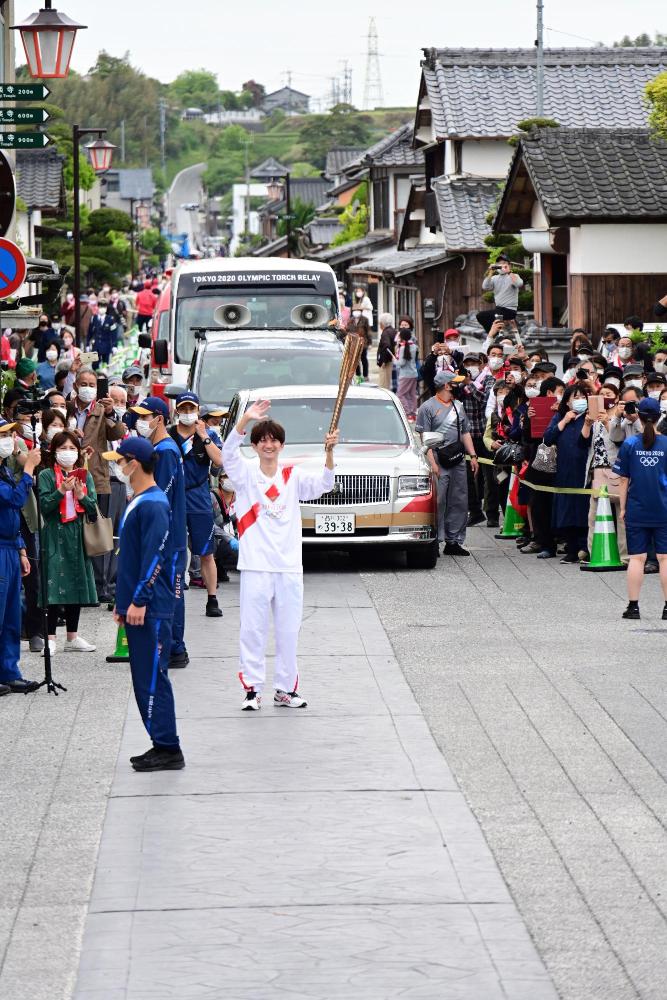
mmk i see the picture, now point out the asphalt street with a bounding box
[165,162,206,251]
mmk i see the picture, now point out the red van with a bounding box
[149,279,172,399]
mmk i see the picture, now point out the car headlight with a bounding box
[397,475,431,497]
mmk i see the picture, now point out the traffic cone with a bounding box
[495,471,526,539]
[106,623,130,662]
[580,486,624,572]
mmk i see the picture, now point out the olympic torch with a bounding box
[329,333,365,435]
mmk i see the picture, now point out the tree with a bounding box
[646,72,667,139]
[614,32,667,46]
[300,107,373,169]
[289,161,320,177]
[277,197,316,238]
[170,69,220,111]
[330,183,369,247]
[242,80,266,108]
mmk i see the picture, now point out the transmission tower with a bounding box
[362,17,383,110]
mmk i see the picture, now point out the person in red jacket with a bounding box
[135,281,157,332]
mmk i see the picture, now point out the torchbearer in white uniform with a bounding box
[221,399,339,711]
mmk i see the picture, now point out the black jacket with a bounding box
[376,326,396,367]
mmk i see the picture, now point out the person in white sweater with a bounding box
[221,399,339,711]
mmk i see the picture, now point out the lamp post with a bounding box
[72,125,115,347]
[284,171,292,259]
[12,0,86,80]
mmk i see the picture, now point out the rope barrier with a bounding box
[464,455,618,498]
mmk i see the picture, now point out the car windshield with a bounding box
[241,398,409,446]
[176,292,337,363]
[198,345,342,404]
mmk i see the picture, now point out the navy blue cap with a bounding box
[175,391,199,408]
[122,366,143,381]
[638,396,661,419]
[131,396,169,419]
[102,438,155,463]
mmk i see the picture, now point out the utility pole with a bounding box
[159,97,167,174]
[243,138,251,237]
[536,0,545,116]
[120,119,126,163]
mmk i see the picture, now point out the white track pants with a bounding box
[238,571,304,693]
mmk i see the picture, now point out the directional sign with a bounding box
[0,108,50,125]
[0,132,51,149]
[0,83,50,101]
[0,238,27,299]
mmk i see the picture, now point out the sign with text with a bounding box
[0,83,50,101]
[0,132,51,149]
[0,108,50,125]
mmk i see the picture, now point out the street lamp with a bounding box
[72,124,115,346]
[12,1,86,80]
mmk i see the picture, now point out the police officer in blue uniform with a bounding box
[170,392,224,618]
[130,395,190,669]
[102,438,184,772]
[0,419,42,694]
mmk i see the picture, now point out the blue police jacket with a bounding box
[115,485,175,619]
[154,437,187,551]
[0,463,32,549]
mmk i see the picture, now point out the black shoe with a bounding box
[467,512,485,527]
[131,747,185,772]
[97,592,112,603]
[7,679,40,693]
[443,543,470,557]
[206,597,223,618]
[622,603,640,620]
[0,683,10,697]
[169,650,190,669]
[662,603,667,621]
[218,569,230,583]
[560,554,579,564]
[644,561,659,575]
[28,635,45,652]
[486,518,499,528]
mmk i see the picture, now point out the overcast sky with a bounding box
[15,0,664,108]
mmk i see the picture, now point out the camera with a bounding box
[624,401,637,415]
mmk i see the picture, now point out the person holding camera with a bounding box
[38,430,99,655]
[0,418,42,694]
[476,256,524,335]
[415,370,478,557]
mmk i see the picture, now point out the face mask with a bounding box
[113,406,126,419]
[63,337,73,348]
[46,349,58,362]
[654,361,666,374]
[0,437,14,459]
[577,353,590,361]
[571,398,588,414]
[447,340,460,349]
[178,411,198,426]
[525,387,540,398]
[99,309,107,318]
[22,422,41,438]
[352,310,361,318]
[605,378,620,389]
[489,356,504,371]
[46,425,64,442]
[496,397,506,413]
[625,379,642,389]
[661,402,667,415]
[648,390,662,400]
[115,461,135,486]
[77,385,97,404]
[126,384,140,397]
[56,449,77,468]
[67,417,77,430]
[555,393,564,404]
[596,369,604,377]
[136,418,155,439]
[510,370,523,382]
[618,347,632,360]
[467,366,480,379]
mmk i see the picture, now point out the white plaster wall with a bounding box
[569,224,667,274]
[531,203,548,229]
[461,140,512,178]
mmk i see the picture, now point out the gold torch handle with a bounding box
[329,334,365,435]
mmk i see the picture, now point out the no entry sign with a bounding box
[0,238,27,298]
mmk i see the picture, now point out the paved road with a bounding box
[166,163,206,251]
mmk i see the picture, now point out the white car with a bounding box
[222,384,438,568]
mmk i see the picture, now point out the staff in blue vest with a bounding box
[102,437,184,772]
[130,395,189,669]
[614,396,667,621]
[0,418,42,694]
[170,392,224,618]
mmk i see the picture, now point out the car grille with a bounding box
[302,474,391,506]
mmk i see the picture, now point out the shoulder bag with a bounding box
[531,442,557,474]
[435,404,465,469]
[83,504,114,557]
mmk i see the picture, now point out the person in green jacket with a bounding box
[38,430,99,657]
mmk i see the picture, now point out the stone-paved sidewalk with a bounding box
[72,572,556,1000]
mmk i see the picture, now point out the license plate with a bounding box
[315,513,356,535]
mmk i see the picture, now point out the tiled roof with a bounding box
[16,149,66,213]
[496,128,667,227]
[305,217,343,245]
[344,123,424,171]
[251,235,288,257]
[433,177,499,251]
[419,47,667,139]
[348,245,452,277]
[325,148,365,179]
[251,157,288,179]
[316,232,394,264]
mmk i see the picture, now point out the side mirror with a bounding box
[138,333,152,349]
[153,339,168,366]
[164,383,187,399]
